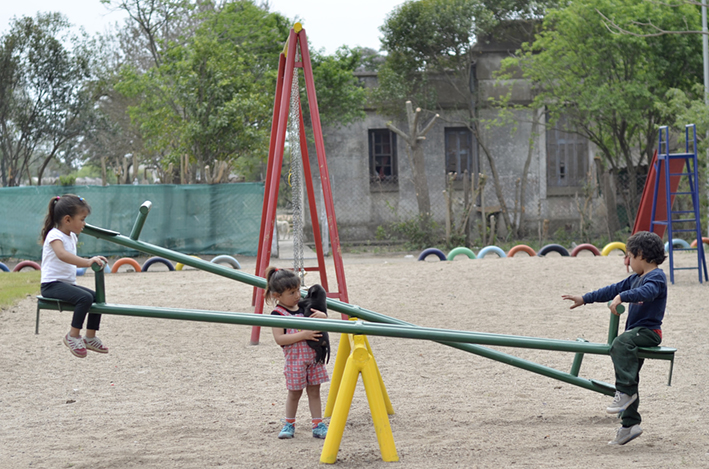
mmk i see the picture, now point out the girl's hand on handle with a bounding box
[562,294,584,309]
[88,256,108,268]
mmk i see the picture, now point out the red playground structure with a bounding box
[249,24,350,344]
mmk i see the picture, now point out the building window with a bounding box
[445,127,476,180]
[546,115,588,191]
[369,129,398,185]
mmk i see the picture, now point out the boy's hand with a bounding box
[562,294,584,309]
[609,295,623,316]
[308,309,327,319]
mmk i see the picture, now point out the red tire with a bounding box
[570,243,601,257]
[111,258,142,273]
[12,260,41,272]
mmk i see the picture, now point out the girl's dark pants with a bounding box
[41,282,101,331]
[610,327,661,427]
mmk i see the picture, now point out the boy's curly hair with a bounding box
[626,231,666,265]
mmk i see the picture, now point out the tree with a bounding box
[0,13,99,187]
[113,0,367,183]
[375,0,560,236]
[387,101,439,227]
[501,0,703,226]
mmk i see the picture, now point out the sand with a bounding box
[1,251,708,468]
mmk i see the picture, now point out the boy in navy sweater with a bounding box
[563,231,667,446]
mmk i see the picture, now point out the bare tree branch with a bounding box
[597,5,708,37]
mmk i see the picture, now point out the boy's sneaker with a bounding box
[278,421,295,439]
[608,424,643,445]
[84,336,109,354]
[63,334,87,358]
[312,422,328,439]
[606,391,638,414]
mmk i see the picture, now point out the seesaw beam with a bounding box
[81,202,674,396]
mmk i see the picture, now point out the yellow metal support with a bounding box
[320,333,398,464]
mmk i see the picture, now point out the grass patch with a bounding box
[0,271,41,308]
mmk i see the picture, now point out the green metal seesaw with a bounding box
[36,201,676,396]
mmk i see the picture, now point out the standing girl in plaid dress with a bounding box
[265,267,329,440]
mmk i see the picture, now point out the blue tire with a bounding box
[477,246,507,259]
[537,244,570,257]
[665,239,690,252]
[142,256,175,272]
[417,248,447,261]
[210,255,241,269]
[77,268,86,276]
[0,262,9,272]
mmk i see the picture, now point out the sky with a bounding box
[0,0,406,55]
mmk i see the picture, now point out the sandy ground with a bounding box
[1,250,708,468]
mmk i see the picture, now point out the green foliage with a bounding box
[0,13,99,187]
[309,47,367,129]
[115,1,290,178]
[499,0,703,223]
[58,175,77,186]
[376,214,441,250]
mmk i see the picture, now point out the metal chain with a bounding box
[288,59,305,285]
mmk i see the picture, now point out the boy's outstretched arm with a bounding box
[562,294,584,309]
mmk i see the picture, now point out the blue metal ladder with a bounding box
[650,124,707,284]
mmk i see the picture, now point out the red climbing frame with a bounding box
[249,24,349,344]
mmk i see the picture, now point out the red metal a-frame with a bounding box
[249,24,349,345]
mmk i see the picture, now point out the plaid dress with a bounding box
[272,305,329,391]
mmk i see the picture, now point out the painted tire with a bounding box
[12,260,41,272]
[537,244,570,257]
[77,268,86,276]
[690,237,709,248]
[111,258,142,273]
[665,239,690,252]
[142,256,175,272]
[570,243,601,257]
[446,247,476,261]
[477,245,507,259]
[417,248,447,261]
[0,262,9,272]
[601,242,626,256]
[507,244,536,257]
[210,255,242,269]
[175,255,202,271]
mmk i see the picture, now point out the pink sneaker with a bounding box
[84,336,109,354]
[63,334,87,358]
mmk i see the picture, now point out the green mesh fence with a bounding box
[0,183,264,260]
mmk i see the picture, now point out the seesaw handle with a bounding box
[607,301,625,344]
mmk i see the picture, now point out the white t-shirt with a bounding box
[41,228,78,284]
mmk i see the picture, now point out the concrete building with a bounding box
[311,23,604,244]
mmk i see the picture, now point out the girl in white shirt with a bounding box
[40,194,108,358]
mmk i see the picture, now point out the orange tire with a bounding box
[111,258,142,273]
[690,237,709,248]
[507,244,536,257]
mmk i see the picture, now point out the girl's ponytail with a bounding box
[40,197,61,242]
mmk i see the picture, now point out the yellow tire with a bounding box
[601,242,626,256]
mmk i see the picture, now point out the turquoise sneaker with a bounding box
[312,422,328,439]
[278,421,295,439]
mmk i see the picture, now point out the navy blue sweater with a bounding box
[582,269,667,332]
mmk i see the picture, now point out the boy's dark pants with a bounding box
[41,281,101,331]
[610,327,661,427]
